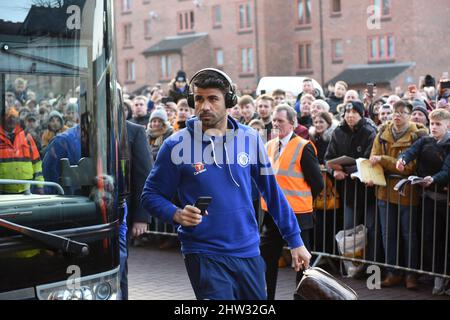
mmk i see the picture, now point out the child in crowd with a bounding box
[396,108,450,295]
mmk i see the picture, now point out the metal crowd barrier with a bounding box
[312,171,450,280]
[144,172,450,280]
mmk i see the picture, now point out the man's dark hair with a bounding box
[192,70,231,97]
[393,99,413,112]
[303,78,313,83]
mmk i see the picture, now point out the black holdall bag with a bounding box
[294,267,358,300]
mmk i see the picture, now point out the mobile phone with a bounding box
[261,89,266,95]
[366,83,374,96]
[194,196,212,215]
[441,81,450,89]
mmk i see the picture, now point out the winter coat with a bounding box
[401,132,450,192]
[309,120,339,165]
[326,94,343,115]
[370,121,429,206]
[325,118,377,206]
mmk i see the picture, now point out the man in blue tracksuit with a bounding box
[141,68,311,300]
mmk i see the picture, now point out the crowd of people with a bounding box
[125,70,450,297]
[2,68,450,299]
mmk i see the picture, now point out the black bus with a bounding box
[0,0,129,300]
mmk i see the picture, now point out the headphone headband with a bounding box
[189,68,234,89]
[187,68,237,109]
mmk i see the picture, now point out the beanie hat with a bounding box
[48,110,64,126]
[25,111,39,121]
[176,70,187,82]
[344,101,365,118]
[150,108,168,122]
[412,105,429,119]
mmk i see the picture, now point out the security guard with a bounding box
[260,104,323,300]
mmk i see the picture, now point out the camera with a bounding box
[441,81,450,89]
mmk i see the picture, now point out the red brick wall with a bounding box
[115,0,450,94]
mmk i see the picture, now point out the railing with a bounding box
[144,172,450,280]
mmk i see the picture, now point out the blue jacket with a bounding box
[141,116,303,258]
[42,125,81,192]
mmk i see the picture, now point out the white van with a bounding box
[256,76,324,97]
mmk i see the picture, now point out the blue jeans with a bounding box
[378,200,418,273]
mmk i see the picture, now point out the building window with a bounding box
[331,0,341,14]
[368,35,395,61]
[298,42,312,70]
[124,23,132,47]
[297,0,312,25]
[144,20,151,38]
[212,5,222,27]
[215,48,224,67]
[122,0,132,12]
[178,10,195,33]
[240,47,254,74]
[238,2,252,30]
[332,39,343,62]
[125,60,135,82]
[374,0,390,16]
[161,55,172,79]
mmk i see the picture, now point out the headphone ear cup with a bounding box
[187,93,195,109]
[225,92,237,108]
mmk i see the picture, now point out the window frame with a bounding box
[373,0,391,18]
[125,59,135,83]
[214,48,224,68]
[123,23,132,48]
[331,39,343,63]
[122,0,132,13]
[297,0,312,26]
[297,42,313,72]
[368,34,395,62]
[177,10,195,34]
[239,46,254,75]
[212,5,222,28]
[160,55,172,80]
[237,2,253,32]
[330,0,342,17]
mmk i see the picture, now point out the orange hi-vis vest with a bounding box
[261,135,315,214]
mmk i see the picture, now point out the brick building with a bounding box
[114,0,450,95]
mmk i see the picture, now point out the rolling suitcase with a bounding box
[294,267,358,300]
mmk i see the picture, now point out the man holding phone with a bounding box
[141,68,311,300]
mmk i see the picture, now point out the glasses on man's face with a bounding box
[393,111,410,117]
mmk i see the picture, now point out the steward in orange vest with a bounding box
[260,104,323,300]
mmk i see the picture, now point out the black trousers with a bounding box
[260,212,312,300]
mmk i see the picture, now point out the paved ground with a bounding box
[128,241,450,300]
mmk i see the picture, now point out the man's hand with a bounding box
[334,170,347,180]
[290,246,311,272]
[131,222,148,238]
[173,205,206,227]
[396,159,405,172]
[419,176,434,188]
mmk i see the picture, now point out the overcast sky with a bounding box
[0,1,36,23]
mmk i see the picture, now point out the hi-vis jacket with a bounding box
[261,135,315,214]
[0,125,44,193]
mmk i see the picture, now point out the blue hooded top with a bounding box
[141,116,303,258]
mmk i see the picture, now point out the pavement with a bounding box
[128,239,450,300]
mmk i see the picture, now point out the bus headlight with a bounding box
[36,267,119,300]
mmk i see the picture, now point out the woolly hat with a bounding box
[150,108,168,122]
[344,101,365,118]
[176,70,187,82]
[48,110,64,125]
[412,105,429,119]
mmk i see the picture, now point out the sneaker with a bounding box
[432,277,447,295]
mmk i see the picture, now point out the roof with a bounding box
[327,62,415,86]
[143,33,208,55]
